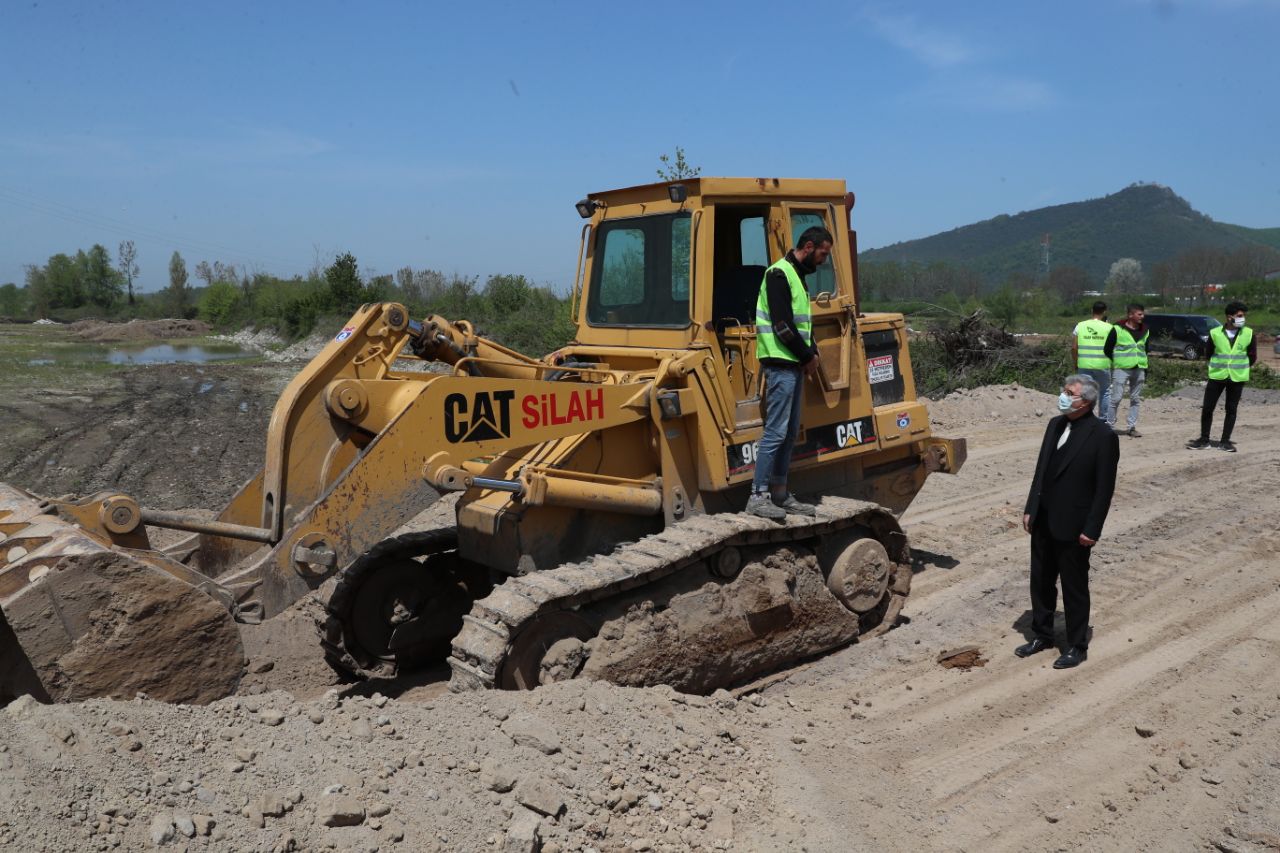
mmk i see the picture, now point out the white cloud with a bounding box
[861,9,975,68]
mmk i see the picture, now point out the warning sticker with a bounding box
[335,326,355,342]
[868,354,895,384]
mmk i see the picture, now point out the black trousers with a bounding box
[1029,515,1091,648]
[1200,378,1244,442]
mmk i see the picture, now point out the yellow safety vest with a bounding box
[1112,324,1149,370]
[1207,326,1252,382]
[755,258,812,362]
[1075,318,1112,370]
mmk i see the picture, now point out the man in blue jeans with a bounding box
[746,226,831,520]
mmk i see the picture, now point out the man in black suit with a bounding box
[1016,374,1120,669]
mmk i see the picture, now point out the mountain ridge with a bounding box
[858,184,1278,283]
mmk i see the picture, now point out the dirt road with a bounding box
[3,333,1280,850]
[752,385,1280,851]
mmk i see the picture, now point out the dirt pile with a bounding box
[924,382,1056,431]
[70,319,211,342]
[0,681,773,852]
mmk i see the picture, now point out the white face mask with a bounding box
[1057,392,1079,414]
[1232,316,1246,328]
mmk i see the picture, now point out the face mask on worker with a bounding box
[1232,316,1246,328]
[1057,392,1079,414]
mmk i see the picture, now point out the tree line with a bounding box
[0,244,576,357]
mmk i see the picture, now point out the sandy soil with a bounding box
[3,342,1280,850]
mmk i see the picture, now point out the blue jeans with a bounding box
[752,363,804,495]
[1081,368,1111,423]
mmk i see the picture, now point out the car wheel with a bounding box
[1182,344,1199,360]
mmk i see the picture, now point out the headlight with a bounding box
[1199,335,1209,341]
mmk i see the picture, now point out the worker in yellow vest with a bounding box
[747,226,830,520]
[1188,301,1255,453]
[1107,303,1150,437]
[1072,301,1115,423]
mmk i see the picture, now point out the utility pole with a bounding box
[1039,233,1051,280]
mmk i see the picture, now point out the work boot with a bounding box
[1127,427,1142,438]
[1218,439,1237,453]
[773,493,816,517]
[746,493,786,521]
[1186,437,1211,449]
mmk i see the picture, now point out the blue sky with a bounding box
[1,0,1277,292]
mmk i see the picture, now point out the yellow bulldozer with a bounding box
[0,177,964,705]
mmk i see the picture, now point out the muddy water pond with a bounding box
[24,340,254,367]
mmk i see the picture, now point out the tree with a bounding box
[194,260,215,287]
[656,146,701,181]
[118,240,138,306]
[198,281,240,326]
[486,274,532,315]
[82,244,123,308]
[1048,266,1091,304]
[0,282,27,317]
[325,252,364,310]
[1105,258,1143,296]
[168,251,191,316]
[985,286,1021,329]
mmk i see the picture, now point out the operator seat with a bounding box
[712,264,766,332]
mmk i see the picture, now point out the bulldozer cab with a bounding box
[571,178,906,498]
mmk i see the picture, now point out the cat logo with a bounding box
[444,390,515,443]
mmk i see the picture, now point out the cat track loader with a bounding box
[0,177,964,705]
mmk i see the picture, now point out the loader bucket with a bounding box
[0,484,244,706]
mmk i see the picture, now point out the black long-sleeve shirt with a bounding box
[761,251,817,366]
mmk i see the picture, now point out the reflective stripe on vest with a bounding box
[755,259,812,362]
[1207,326,1252,382]
[1076,318,1112,369]
[1112,325,1149,369]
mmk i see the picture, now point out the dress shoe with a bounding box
[1014,637,1054,658]
[1053,646,1088,669]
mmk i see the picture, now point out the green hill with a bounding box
[1220,223,1280,252]
[859,184,1278,284]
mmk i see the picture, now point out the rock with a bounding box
[249,659,275,674]
[259,709,285,726]
[235,747,256,762]
[318,796,365,827]
[515,779,566,817]
[1201,772,1223,785]
[308,711,325,725]
[350,720,374,742]
[172,813,196,838]
[1134,723,1157,738]
[148,813,175,846]
[254,792,291,818]
[106,721,133,736]
[368,802,391,818]
[504,717,563,755]
[504,809,542,853]
[1179,754,1198,770]
[483,760,519,793]
[646,793,662,811]
[192,815,215,837]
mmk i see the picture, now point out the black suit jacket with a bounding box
[1024,411,1120,542]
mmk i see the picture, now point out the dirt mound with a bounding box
[70,319,211,342]
[924,382,1056,431]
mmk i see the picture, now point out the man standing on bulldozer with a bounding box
[747,226,831,521]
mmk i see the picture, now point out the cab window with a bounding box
[788,211,836,297]
[587,213,691,327]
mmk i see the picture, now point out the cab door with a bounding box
[777,203,853,393]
